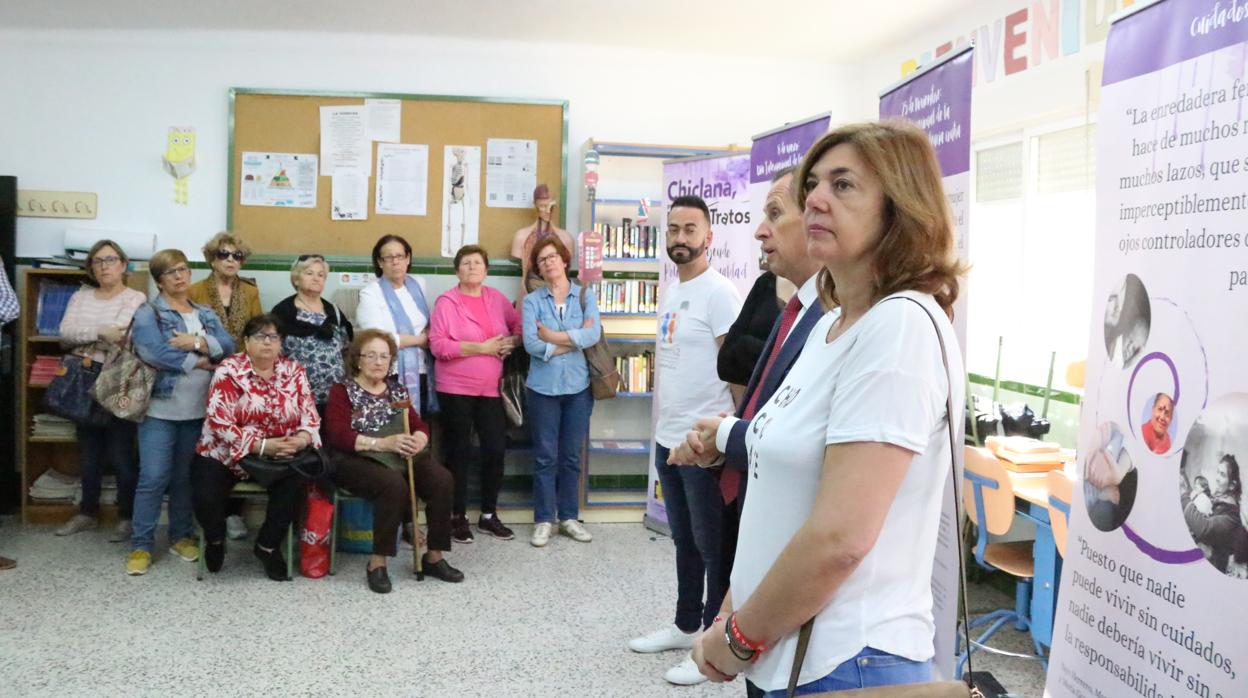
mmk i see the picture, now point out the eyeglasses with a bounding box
[537,253,561,265]
[379,254,409,264]
[159,266,191,278]
[248,332,282,343]
[215,250,246,262]
[91,256,122,268]
[361,352,392,363]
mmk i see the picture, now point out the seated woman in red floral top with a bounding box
[193,314,321,581]
[326,329,462,593]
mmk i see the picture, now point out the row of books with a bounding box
[35,282,78,336]
[596,220,660,260]
[31,413,75,439]
[29,355,61,386]
[615,351,654,394]
[595,280,658,315]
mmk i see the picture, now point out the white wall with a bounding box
[0,28,858,259]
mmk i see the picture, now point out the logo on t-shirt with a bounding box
[659,301,688,346]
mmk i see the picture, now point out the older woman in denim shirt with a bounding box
[125,249,233,576]
[521,236,601,548]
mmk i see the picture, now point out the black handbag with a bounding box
[44,352,112,427]
[500,349,529,427]
[238,446,334,488]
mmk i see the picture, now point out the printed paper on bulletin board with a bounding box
[229,90,567,258]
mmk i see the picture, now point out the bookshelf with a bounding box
[17,267,147,523]
[579,140,737,511]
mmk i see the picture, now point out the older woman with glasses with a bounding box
[271,254,353,414]
[326,329,462,592]
[126,248,233,576]
[188,231,262,348]
[355,235,437,415]
[193,314,322,581]
[55,239,147,541]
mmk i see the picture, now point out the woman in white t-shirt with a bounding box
[686,121,967,695]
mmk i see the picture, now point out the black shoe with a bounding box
[366,564,392,594]
[205,541,225,573]
[451,515,474,544]
[477,514,514,540]
[253,545,289,582]
[422,554,464,583]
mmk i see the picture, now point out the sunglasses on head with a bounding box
[298,254,325,262]
[215,250,246,262]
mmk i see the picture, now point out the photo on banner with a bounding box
[645,152,754,527]
[878,44,973,682]
[1045,2,1248,697]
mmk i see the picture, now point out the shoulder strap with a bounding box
[786,295,974,696]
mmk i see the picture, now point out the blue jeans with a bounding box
[527,387,593,523]
[655,444,724,632]
[130,417,201,552]
[75,418,138,518]
[762,647,935,696]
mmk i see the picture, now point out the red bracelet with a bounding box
[729,613,769,654]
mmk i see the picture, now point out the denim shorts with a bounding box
[763,646,934,696]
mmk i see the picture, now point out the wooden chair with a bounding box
[958,446,1046,676]
[195,481,293,581]
[1046,469,1074,558]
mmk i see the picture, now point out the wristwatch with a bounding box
[194,337,203,352]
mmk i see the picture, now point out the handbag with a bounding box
[785,297,982,698]
[91,311,156,422]
[44,351,112,427]
[238,445,334,488]
[578,285,621,400]
[500,349,529,427]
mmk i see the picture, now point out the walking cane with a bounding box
[392,399,423,581]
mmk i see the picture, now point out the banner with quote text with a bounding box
[879,44,974,681]
[1044,2,1248,698]
[645,153,755,527]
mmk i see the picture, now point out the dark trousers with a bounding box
[191,456,304,550]
[436,392,506,516]
[719,495,743,593]
[527,387,593,523]
[655,444,726,633]
[75,418,138,518]
[330,450,454,555]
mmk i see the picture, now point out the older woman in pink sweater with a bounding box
[428,245,522,544]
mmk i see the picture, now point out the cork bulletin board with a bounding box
[228,88,568,258]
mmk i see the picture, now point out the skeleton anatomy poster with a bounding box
[441,145,481,257]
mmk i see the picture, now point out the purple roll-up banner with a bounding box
[879,45,974,683]
[1046,3,1248,697]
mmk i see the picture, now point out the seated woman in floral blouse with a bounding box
[192,313,321,581]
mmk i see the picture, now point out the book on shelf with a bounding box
[614,350,654,393]
[595,219,658,259]
[595,280,657,314]
[35,282,79,336]
[29,355,62,386]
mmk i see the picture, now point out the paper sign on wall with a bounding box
[320,105,370,176]
[365,99,401,143]
[240,151,318,208]
[485,138,537,208]
[376,143,428,216]
[331,168,368,220]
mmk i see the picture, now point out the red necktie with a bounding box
[722,295,802,504]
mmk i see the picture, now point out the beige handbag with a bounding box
[91,310,156,422]
[786,297,982,698]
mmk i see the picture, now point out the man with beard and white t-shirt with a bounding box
[629,195,743,686]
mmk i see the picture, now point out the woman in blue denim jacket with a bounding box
[125,249,234,576]
[521,236,601,548]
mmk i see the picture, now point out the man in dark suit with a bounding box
[668,169,824,696]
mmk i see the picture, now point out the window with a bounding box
[966,121,1096,393]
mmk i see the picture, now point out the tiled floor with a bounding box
[0,517,1048,696]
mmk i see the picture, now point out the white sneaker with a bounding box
[226,515,248,540]
[531,522,552,547]
[558,519,592,543]
[628,625,697,653]
[664,653,709,686]
[108,519,133,543]
[56,514,96,536]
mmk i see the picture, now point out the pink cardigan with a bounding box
[428,285,521,397]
